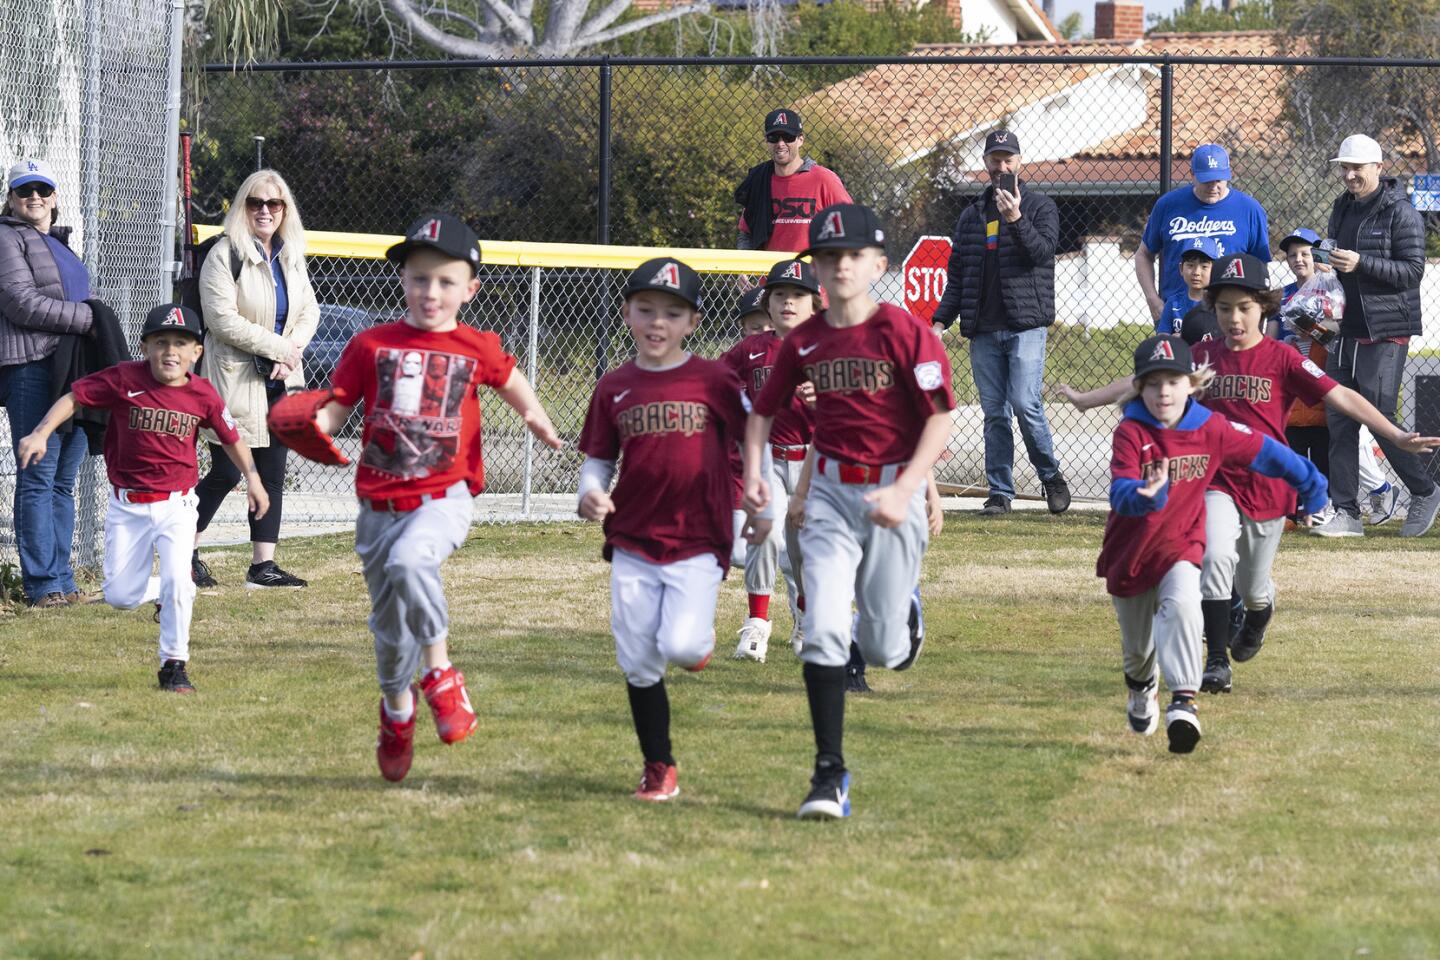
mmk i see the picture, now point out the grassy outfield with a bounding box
[3,515,1438,959]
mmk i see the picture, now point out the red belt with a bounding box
[363,487,449,513]
[772,444,808,462]
[114,486,191,504]
[816,456,891,485]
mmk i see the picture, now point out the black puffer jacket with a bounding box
[1326,177,1425,339]
[931,182,1059,336]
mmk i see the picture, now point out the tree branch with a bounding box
[577,0,637,38]
[384,0,529,53]
[575,2,711,48]
[424,4,488,39]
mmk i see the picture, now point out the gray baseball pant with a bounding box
[1112,561,1202,695]
[798,465,928,669]
[744,454,805,619]
[355,480,473,696]
[1200,490,1282,610]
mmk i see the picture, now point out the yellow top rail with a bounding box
[193,225,796,274]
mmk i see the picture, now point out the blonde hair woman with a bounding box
[193,169,320,589]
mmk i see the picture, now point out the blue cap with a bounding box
[1278,227,1322,252]
[1179,235,1224,261]
[1191,144,1232,183]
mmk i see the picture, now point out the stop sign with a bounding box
[902,235,952,323]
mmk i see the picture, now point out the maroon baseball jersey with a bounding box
[1193,336,1337,520]
[1098,401,1265,597]
[578,355,749,569]
[753,304,954,465]
[720,330,814,447]
[330,322,517,500]
[71,361,240,492]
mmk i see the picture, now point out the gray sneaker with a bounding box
[1399,485,1440,538]
[1366,482,1399,526]
[1308,510,1363,538]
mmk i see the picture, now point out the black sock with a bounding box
[626,680,673,766]
[846,640,866,674]
[803,662,846,772]
[1201,598,1232,662]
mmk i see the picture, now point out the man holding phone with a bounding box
[932,130,1071,516]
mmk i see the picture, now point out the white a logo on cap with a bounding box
[650,262,681,289]
[413,218,442,241]
[1151,339,1175,361]
[1221,258,1245,280]
[162,308,186,327]
[817,211,846,241]
[781,262,803,281]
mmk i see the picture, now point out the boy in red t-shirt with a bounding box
[578,256,772,803]
[310,213,561,783]
[744,204,955,819]
[18,304,268,693]
[1099,334,1326,753]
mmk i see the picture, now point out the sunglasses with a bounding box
[766,132,797,144]
[245,196,286,213]
[10,183,54,198]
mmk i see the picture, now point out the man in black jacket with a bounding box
[1310,134,1440,538]
[932,131,1069,515]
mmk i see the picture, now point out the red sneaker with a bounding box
[377,687,418,782]
[634,761,679,802]
[420,666,478,744]
[684,651,712,673]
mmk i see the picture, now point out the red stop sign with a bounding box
[902,235,952,323]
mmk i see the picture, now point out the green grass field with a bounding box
[3,515,1438,959]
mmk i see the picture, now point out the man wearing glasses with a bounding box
[735,109,852,253]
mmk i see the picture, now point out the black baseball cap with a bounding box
[140,303,203,341]
[1206,253,1269,292]
[1133,335,1193,378]
[984,130,1021,155]
[764,109,802,137]
[763,258,819,295]
[733,287,766,322]
[623,257,702,310]
[385,213,482,275]
[801,203,887,258]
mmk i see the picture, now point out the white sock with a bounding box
[382,695,414,722]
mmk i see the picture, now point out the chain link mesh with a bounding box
[0,1,175,569]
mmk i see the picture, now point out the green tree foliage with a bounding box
[1148,0,1276,32]
[788,0,981,56]
[1056,11,1086,39]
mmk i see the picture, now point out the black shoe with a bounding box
[1228,591,1245,645]
[980,494,1011,516]
[191,551,218,588]
[1165,697,1201,754]
[245,561,308,589]
[894,587,925,672]
[1043,474,1072,514]
[797,766,851,820]
[845,664,871,693]
[1230,604,1272,663]
[157,659,196,693]
[1200,656,1232,694]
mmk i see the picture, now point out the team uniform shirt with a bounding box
[753,304,955,466]
[330,322,517,500]
[720,330,814,448]
[578,355,750,569]
[1142,187,1270,304]
[1098,399,1265,597]
[70,361,240,492]
[1193,336,1337,520]
[738,163,853,253]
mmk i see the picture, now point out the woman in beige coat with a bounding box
[192,170,319,589]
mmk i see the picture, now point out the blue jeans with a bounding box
[0,360,87,601]
[969,327,1061,500]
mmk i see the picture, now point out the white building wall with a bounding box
[960,0,1020,43]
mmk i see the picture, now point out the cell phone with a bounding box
[996,173,1018,195]
[1313,238,1335,264]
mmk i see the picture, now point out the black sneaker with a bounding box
[980,494,1011,516]
[1228,590,1245,645]
[1200,656,1233,695]
[157,659,196,693]
[245,561,308,589]
[1043,474,1072,514]
[797,767,851,820]
[845,664,871,693]
[1230,604,1272,663]
[191,551,218,588]
[1165,697,1201,754]
[894,587,925,672]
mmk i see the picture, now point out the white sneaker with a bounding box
[1126,675,1158,736]
[732,617,772,662]
[1367,482,1399,526]
[790,620,805,657]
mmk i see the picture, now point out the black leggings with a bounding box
[1285,425,1330,481]
[196,422,289,544]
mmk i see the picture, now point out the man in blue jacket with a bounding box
[931,131,1069,516]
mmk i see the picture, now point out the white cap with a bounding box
[6,158,57,191]
[1331,134,1383,164]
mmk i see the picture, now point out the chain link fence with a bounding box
[189,52,1440,525]
[0,1,178,570]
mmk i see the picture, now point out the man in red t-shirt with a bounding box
[734,109,853,253]
[17,303,267,694]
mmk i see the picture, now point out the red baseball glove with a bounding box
[267,388,351,466]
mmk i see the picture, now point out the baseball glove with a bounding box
[267,388,351,465]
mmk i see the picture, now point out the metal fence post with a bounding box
[598,57,612,245]
[1159,55,1173,196]
[522,266,541,517]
